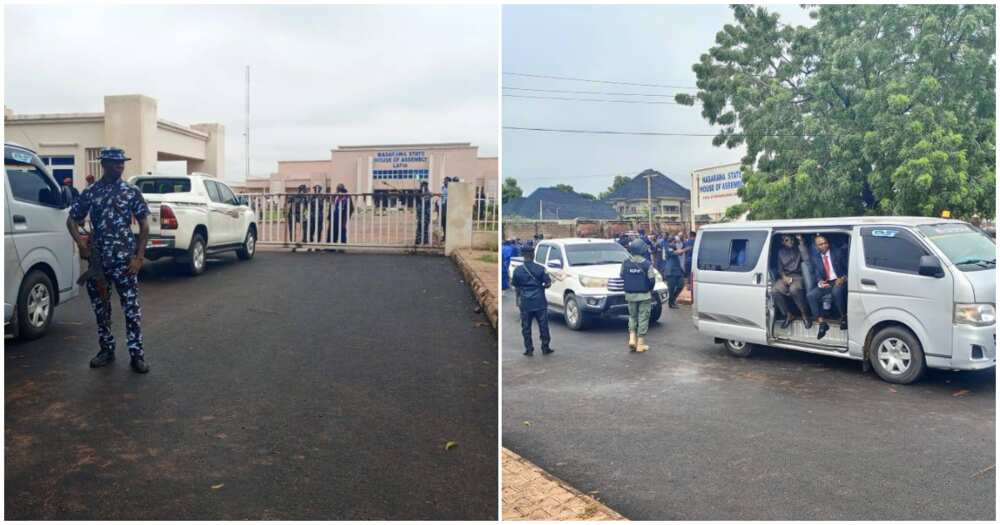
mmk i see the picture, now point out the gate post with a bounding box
[444,182,474,256]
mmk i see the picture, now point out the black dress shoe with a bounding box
[523,350,534,357]
[668,303,680,309]
[129,356,150,374]
[817,323,829,340]
[89,348,115,368]
[542,348,554,355]
[803,318,813,329]
[780,318,791,329]
[840,319,847,330]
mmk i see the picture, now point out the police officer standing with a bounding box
[511,246,552,356]
[621,238,657,353]
[661,235,685,309]
[66,148,151,373]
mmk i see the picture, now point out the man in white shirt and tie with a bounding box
[806,235,849,340]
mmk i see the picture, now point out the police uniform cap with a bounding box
[99,147,131,162]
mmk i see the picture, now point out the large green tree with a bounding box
[598,175,632,201]
[502,177,523,203]
[677,4,995,219]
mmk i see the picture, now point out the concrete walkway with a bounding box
[502,448,626,521]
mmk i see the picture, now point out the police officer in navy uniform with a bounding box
[67,148,151,373]
[511,246,552,356]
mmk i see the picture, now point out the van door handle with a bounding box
[861,278,877,286]
[12,214,26,224]
[754,272,762,284]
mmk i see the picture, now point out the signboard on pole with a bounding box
[691,162,743,219]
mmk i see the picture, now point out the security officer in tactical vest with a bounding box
[621,238,657,353]
[67,148,151,373]
[511,246,553,356]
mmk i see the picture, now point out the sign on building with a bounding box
[691,162,743,219]
[372,150,429,181]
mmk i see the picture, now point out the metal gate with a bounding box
[241,192,444,252]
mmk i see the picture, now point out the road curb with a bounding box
[451,249,498,331]
[502,448,628,521]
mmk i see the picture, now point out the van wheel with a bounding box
[184,233,207,276]
[17,270,54,340]
[869,327,926,384]
[237,227,256,260]
[724,339,753,357]
[563,293,588,330]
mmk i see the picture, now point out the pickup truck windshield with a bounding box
[134,178,192,194]
[918,223,996,271]
[565,243,629,266]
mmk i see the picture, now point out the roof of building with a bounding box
[505,187,618,220]
[605,169,690,201]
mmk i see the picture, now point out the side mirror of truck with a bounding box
[918,255,945,278]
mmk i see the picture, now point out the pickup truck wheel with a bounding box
[17,270,54,340]
[868,326,926,384]
[237,228,256,260]
[563,293,588,330]
[650,303,662,324]
[184,233,207,276]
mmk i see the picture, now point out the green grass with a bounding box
[478,253,498,264]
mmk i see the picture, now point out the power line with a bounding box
[503,86,690,97]
[504,126,827,138]
[504,94,684,105]
[503,71,697,89]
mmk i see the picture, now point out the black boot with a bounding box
[542,347,554,355]
[523,349,534,357]
[130,355,150,374]
[89,348,115,368]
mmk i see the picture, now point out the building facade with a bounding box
[605,169,692,228]
[4,95,224,189]
[234,142,497,196]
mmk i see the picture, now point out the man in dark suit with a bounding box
[511,247,553,356]
[806,234,849,340]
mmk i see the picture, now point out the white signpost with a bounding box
[691,161,744,222]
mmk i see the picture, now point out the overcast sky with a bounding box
[503,4,814,196]
[5,5,499,182]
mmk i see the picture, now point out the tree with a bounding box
[502,177,523,203]
[677,5,995,219]
[598,175,632,201]
[578,192,597,200]
[554,184,575,193]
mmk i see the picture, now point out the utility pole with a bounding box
[244,65,250,181]
[646,172,653,233]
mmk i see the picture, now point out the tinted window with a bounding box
[6,163,62,207]
[697,230,768,272]
[534,245,550,265]
[565,242,628,266]
[216,182,236,204]
[135,178,192,194]
[861,227,929,274]
[548,246,564,265]
[204,180,223,203]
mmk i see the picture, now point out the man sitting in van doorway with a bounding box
[806,234,849,340]
[773,234,812,329]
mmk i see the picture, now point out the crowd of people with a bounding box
[617,229,697,309]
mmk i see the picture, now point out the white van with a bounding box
[692,217,995,384]
[4,143,80,339]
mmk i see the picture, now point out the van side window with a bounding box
[860,227,929,274]
[6,164,62,207]
[697,231,767,272]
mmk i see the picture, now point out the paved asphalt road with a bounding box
[502,291,995,520]
[6,251,497,520]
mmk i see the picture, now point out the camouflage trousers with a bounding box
[86,263,143,358]
[626,298,652,336]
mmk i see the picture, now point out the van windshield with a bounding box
[918,223,996,271]
[134,178,192,194]
[565,243,628,266]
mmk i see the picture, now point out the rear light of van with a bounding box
[160,204,179,230]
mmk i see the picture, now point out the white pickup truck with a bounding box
[509,238,670,330]
[129,173,257,276]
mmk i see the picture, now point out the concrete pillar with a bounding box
[189,123,225,177]
[444,182,474,256]
[103,95,158,176]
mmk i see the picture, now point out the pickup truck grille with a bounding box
[607,277,624,292]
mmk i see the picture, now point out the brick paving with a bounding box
[502,448,626,521]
